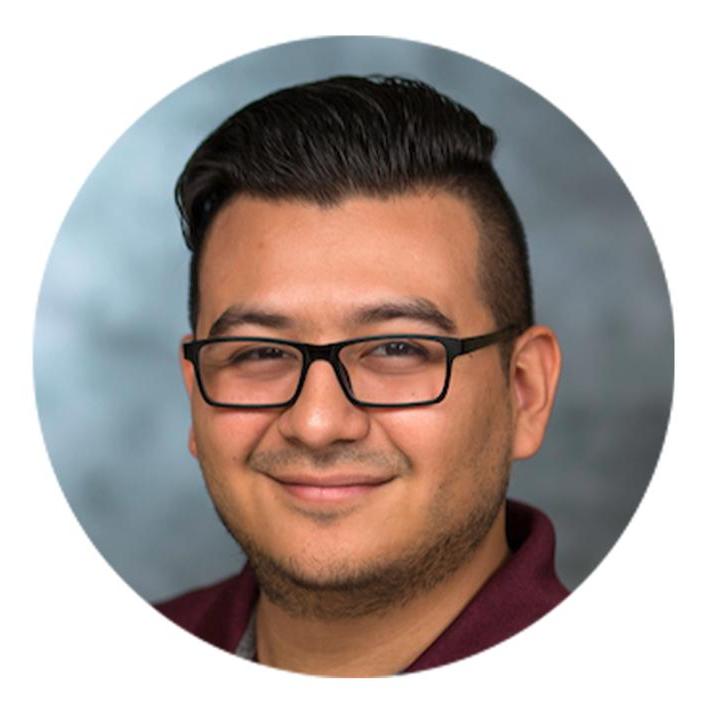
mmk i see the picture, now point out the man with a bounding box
[157,75,565,676]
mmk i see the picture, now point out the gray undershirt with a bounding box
[234,606,257,660]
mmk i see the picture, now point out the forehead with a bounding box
[197,191,487,336]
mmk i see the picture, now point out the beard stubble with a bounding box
[200,416,512,620]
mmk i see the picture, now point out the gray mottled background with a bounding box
[34,36,673,603]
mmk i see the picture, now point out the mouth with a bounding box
[264,472,396,503]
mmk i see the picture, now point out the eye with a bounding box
[369,341,429,358]
[200,341,302,381]
[348,338,441,375]
[232,346,288,361]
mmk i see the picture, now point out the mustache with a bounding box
[247,444,412,475]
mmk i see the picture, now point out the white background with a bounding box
[2,1,707,707]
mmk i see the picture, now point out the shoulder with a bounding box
[154,564,258,651]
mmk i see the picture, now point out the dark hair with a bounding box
[176,75,533,354]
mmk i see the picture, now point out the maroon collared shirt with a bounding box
[156,499,568,671]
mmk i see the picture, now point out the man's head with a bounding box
[177,76,560,618]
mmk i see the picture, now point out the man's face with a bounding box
[183,191,515,603]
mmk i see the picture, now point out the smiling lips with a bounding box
[267,473,395,502]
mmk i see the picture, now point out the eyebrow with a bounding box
[349,298,456,334]
[208,306,294,337]
[207,297,456,338]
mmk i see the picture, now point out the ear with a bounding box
[509,325,562,460]
[179,335,198,459]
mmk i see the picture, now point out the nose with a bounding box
[276,360,370,450]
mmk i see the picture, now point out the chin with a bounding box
[265,536,393,588]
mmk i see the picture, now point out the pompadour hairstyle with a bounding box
[176,75,534,356]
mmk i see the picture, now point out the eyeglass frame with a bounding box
[183,324,521,409]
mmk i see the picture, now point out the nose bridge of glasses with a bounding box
[301,343,353,396]
[305,343,335,361]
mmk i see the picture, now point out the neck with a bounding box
[254,507,510,676]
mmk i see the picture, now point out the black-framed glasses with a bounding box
[183,325,520,409]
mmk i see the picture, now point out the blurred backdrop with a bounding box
[34,36,673,602]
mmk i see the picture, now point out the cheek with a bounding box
[374,404,479,489]
[191,405,276,472]
[378,366,494,455]
[375,380,509,495]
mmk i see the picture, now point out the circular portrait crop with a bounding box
[34,36,673,676]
